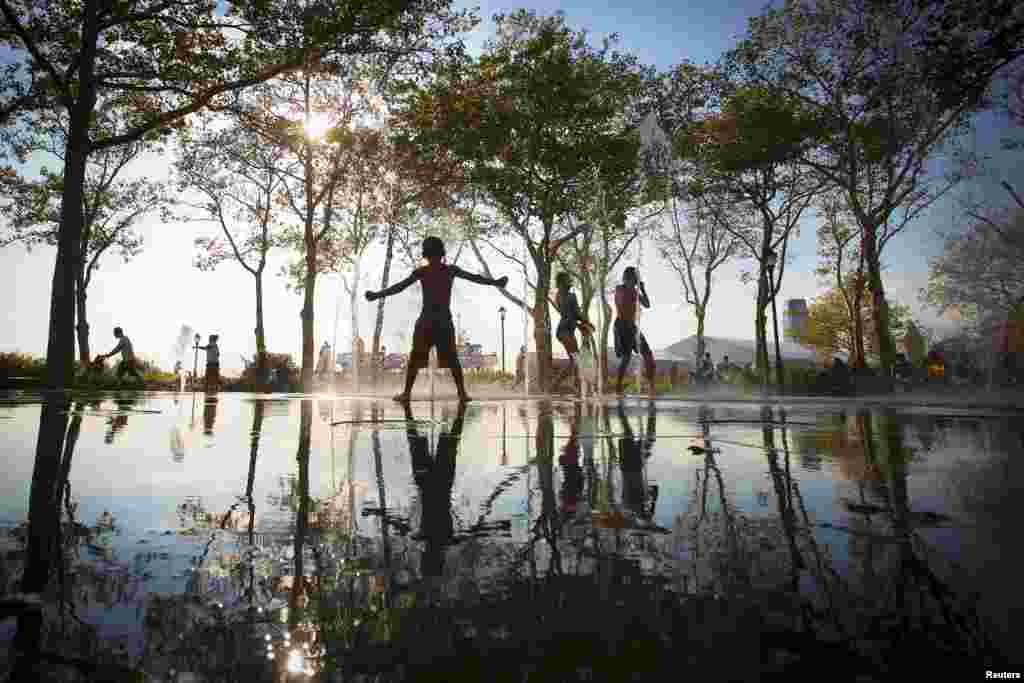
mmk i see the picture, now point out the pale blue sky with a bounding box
[2,1,1020,372]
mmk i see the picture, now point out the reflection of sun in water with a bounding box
[304,112,331,139]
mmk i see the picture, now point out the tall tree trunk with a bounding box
[863,229,895,374]
[771,289,784,388]
[531,255,553,392]
[850,284,866,369]
[75,272,90,367]
[46,2,100,388]
[695,308,706,363]
[755,273,770,385]
[371,224,396,387]
[350,256,362,392]
[599,271,612,390]
[301,256,316,391]
[254,271,267,379]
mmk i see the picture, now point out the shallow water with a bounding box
[1,391,1022,680]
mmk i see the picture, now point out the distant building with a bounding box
[783,299,809,342]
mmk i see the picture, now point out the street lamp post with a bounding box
[193,333,201,391]
[765,250,784,393]
[498,306,507,374]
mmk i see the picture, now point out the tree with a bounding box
[393,11,646,389]
[266,71,375,391]
[728,0,1024,373]
[0,105,164,366]
[0,0,471,389]
[925,202,1024,319]
[676,77,822,386]
[814,192,868,367]
[655,196,739,365]
[800,285,910,363]
[173,119,290,379]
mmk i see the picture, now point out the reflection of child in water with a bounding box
[559,410,584,518]
[405,401,467,577]
[617,400,658,521]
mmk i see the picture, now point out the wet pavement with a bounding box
[1,390,1022,681]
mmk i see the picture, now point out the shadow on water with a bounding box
[0,393,1020,681]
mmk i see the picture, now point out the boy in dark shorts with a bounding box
[365,236,508,403]
[613,267,656,395]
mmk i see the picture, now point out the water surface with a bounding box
[1,391,1021,680]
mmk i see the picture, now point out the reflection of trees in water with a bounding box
[6,397,150,680]
[785,409,1005,670]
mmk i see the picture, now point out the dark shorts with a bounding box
[614,319,651,359]
[556,322,579,353]
[409,315,457,370]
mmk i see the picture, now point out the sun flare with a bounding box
[304,112,331,140]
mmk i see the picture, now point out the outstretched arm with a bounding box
[451,265,508,288]
[366,270,420,301]
[638,282,651,308]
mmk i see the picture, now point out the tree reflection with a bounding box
[7,396,146,680]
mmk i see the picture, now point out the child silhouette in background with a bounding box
[366,236,508,403]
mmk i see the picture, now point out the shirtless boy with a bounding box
[365,236,508,403]
[613,267,656,395]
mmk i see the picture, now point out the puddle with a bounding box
[1,391,1021,679]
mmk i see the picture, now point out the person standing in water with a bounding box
[613,267,656,395]
[96,327,144,384]
[196,334,220,392]
[553,272,595,395]
[365,236,508,403]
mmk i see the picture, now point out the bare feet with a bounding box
[393,393,410,403]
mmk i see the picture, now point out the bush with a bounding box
[465,369,514,385]
[0,351,46,379]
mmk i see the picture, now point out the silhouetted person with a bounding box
[513,346,527,389]
[716,354,733,381]
[366,236,508,403]
[829,356,851,394]
[697,351,714,386]
[617,400,658,521]
[405,401,467,577]
[553,272,595,395]
[614,267,656,395]
[196,334,220,392]
[316,341,332,379]
[97,327,143,384]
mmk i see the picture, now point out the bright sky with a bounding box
[2,0,1021,372]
